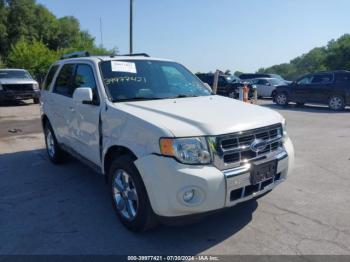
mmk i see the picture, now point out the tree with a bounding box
[258,34,350,80]
[7,39,58,81]
[0,56,5,68]
[234,71,243,77]
[224,69,231,75]
[325,35,350,71]
[0,0,8,56]
[6,0,38,48]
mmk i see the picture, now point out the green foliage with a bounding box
[234,71,244,77]
[258,34,350,80]
[0,56,5,68]
[0,0,117,80]
[7,39,58,80]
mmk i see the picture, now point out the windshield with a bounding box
[225,75,240,83]
[100,60,211,102]
[0,70,32,79]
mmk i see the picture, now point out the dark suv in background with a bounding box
[196,73,251,98]
[274,70,350,110]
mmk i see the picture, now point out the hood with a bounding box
[0,78,37,85]
[115,95,284,137]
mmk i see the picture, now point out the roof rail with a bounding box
[120,53,150,57]
[60,51,150,60]
[60,51,90,60]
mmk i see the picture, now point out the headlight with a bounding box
[160,137,211,164]
[33,83,39,90]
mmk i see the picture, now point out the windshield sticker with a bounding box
[111,61,137,73]
[104,76,147,85]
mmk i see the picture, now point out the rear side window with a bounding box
[311,74,333,84]
[43,65,59,90]
[335,73,350,83]
[53,64,75,97]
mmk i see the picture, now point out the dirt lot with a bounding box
[0,99,350,255]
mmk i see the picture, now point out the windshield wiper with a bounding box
[170,94,199,99]
[113,97,163,102]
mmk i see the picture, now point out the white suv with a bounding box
[40,52,294,231]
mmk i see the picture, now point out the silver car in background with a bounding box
[252,78,285,98]
[0,69,40,104]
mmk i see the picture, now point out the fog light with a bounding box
[183,189,195,202]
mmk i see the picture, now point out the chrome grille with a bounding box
[210,124,283,171]
[3,84,33,92]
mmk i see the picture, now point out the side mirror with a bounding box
[73,87,93,104]
[266,83,271,86]
[203,83,212,92]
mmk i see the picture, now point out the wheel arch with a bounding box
[41,114,50,130]
[103,145,138,179]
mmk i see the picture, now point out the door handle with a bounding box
[69,106,75,112]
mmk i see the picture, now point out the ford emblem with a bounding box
[250,139,268,153]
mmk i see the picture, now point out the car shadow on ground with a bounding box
[0,100,34,107]
[0,148,257,255]
[261,102,350,113]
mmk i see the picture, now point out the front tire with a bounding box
[328,95,345,111]
[275,92,289,106]
[109,155,158,232]
[271,90,276,99]
[44,123,65,164]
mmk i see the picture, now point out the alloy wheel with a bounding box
[112,169,139,220]
[329,96,344,110]
[276,94,287,105]
[46,129,55,158]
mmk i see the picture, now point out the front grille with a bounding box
[3,84,33,92]
[230,173,282,202]
[212,124,283,170]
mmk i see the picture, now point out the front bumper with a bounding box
[135,137,294,217]
[0,90,40,101]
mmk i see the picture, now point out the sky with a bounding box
[37,0,350,73]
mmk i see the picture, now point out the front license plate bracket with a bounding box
[250,160,277,185]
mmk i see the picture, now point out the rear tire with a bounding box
[109,155,158,232]
[44,123,65,164]
[328,95,345,111]
[275,92,289,106]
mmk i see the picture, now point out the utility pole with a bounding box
[129,0,133,54]
[99,17,103,47]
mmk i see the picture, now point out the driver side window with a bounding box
[162,66,187,86]
[297,75,313,85]
[73,64,99,103]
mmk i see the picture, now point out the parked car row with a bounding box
[196,70,349,111]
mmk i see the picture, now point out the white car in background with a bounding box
[252,78,285,98]
[0,69,40,103]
